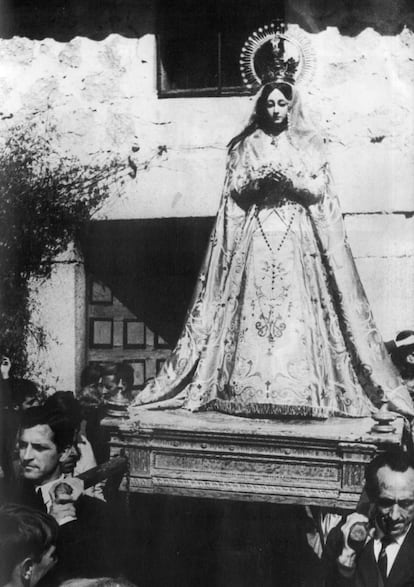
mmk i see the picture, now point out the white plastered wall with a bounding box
[0,25,412,389]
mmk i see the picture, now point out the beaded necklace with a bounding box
[255,203,298,291]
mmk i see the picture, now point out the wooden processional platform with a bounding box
[102,409,405,510]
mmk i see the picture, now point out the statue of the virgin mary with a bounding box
[131,24,413,419]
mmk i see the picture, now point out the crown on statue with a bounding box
[240,21,315,90]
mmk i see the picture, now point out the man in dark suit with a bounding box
[4,404,118,584]
[329,448,414,587]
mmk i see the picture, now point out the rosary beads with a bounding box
[256,204,298,290]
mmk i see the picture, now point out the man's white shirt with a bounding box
[373,524,412,576]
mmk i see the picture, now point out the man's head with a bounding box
[43,392,82,433]
[101,362,134,400]
[18,406,76,486]
[43,392,83,475]
[59,578,138,587]
[99,363,119,400]
[0,504,58,587]
[390,330,414,379]
[80,364,101,390]
[79,364,103,408]
[10,380,41,411]
[365,449,414,539]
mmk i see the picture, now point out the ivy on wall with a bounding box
[0,118,141,376]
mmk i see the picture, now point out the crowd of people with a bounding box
[0,359,138,587]
[0,330,414,586]
[2,70,414,582]
[1,22,414,586]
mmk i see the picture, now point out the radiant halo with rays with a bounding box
[239,21,316,90]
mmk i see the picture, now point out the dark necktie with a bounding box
[378,536,393,582]
[20,482,46,511]
[36,487,46,510]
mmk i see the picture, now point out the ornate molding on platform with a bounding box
[153,452,339,483]
[104,411,404,508]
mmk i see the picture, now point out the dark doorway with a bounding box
[81,217,214,347]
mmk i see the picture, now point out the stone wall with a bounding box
[0,9,413,388]
[1,27,412,217]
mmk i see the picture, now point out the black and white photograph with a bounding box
[1,1,414,586]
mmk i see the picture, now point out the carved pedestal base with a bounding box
[102,409,405,510]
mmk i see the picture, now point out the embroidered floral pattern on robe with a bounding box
[131,128,414,419]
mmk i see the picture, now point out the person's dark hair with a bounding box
[365,448,414,501]
[254,81,292,131]
[44,391,82,431]
[19,405,76,453]
[389,330,414,378]
[59,578,138,587]
[0,504,58,585]
[396,330,414,344]
[228,81,293,151]
[80,364,102,388]
[10,379,39,408]
[100,363,118,378]
[101,362,134,390]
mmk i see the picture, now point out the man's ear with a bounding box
[19,557,34,586]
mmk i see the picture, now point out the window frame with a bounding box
[156,31,253,99]
[156,0,286,98]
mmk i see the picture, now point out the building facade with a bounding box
[0,0,413,391]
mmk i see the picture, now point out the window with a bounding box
[157,0,285,97]
[87,277,171,382]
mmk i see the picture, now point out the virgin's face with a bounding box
[265,88,290,125]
